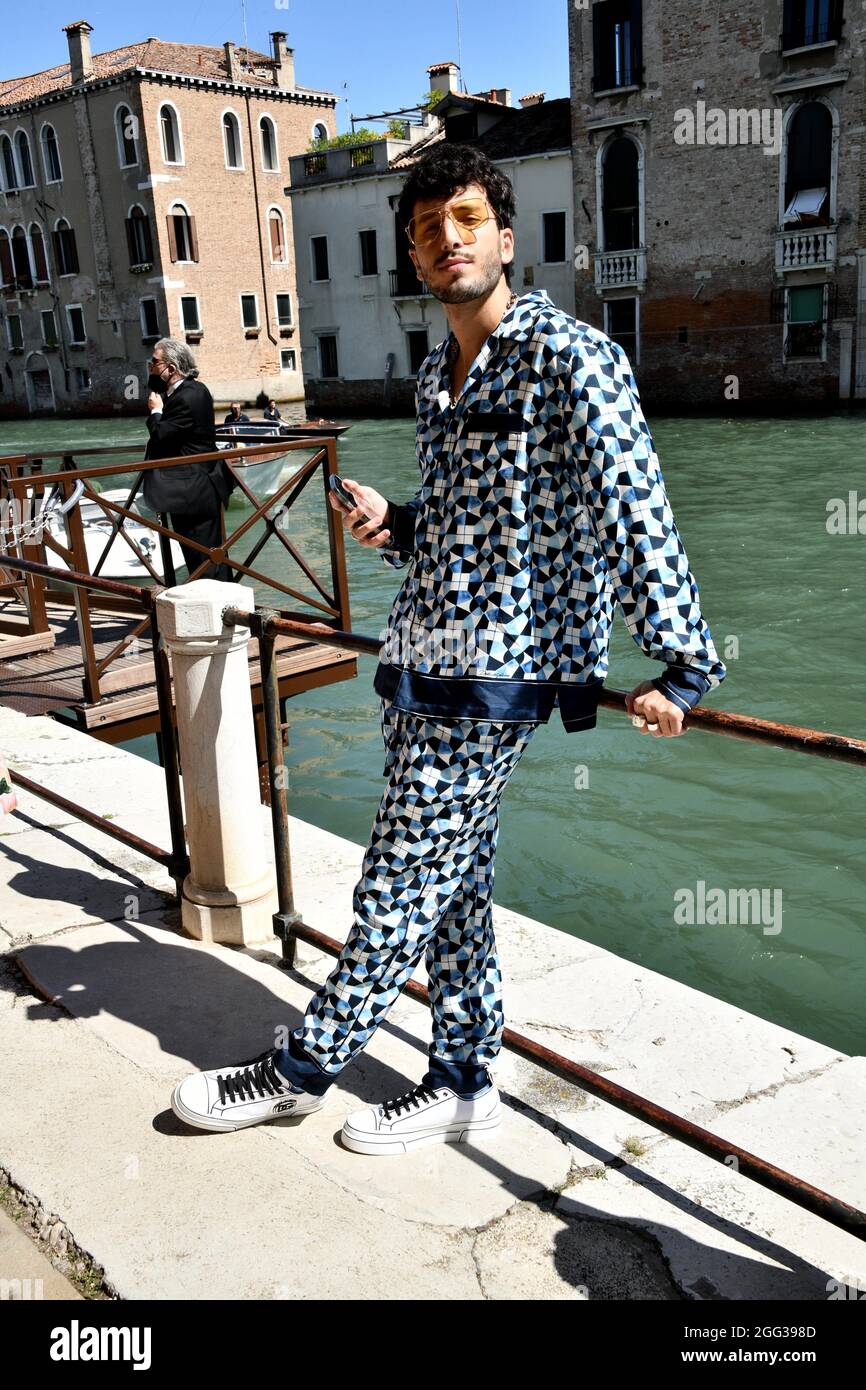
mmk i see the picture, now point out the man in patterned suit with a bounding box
[171,145,726,1153]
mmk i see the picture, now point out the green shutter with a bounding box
[787,285,823,323]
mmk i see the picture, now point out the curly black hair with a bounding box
[397,143,517,288]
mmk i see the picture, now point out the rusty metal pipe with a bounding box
[9,769,174,870]
[220,610,866,768]
[282,914,865,1242]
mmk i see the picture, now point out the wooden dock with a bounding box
[0,598,358,743]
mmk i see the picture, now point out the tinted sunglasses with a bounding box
[406,196,496,250]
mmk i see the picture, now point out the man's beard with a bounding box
[428,247,504,305]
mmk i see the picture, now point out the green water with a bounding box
[2,411,864,1056]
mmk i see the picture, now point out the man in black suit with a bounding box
[144,339,232,582]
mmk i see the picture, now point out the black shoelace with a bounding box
[381,1082,440,1119]
[217,1049,290,1106]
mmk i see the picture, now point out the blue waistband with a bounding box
[373,661,603,732]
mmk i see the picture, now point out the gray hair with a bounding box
[154,337,199,378]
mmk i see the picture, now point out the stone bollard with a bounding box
[156,579,278,945]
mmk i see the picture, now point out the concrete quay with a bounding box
[0,703,864,1301]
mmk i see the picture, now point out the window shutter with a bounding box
[51,229,63,275]
[32,232,48,282]
[166,214,178,262]
[829,0,844,40]
[68,228,79,274]
[188,215,199,262]
[770,286,785,324]
[629,0,643,84]
[269,215,280,260]
[591,3,604,89]
[142,215,153,263]
[125,216,137,265]
[0,236,13,286]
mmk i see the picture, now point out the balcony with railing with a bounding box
[389,269,431,298]
[775,226,837,273]
[594,247,647,292]
[289,138,407,188]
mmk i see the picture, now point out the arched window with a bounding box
[15,132,34,187]
[11,226,33,287]
[222,111,242,169]
[53,218,79,276]
[268,207,287,263]
[167,202,198,262]
[311,122,328,144]
[29,222,49,282]
[116,105,139,166]
[1,135,17,191]
[159,104,182,164]
[260,116,278,171]
[0,229,14,286]
[40,124,62,183]
[783,101,833,225]
[602,135,640,251]
[125,205,153,267]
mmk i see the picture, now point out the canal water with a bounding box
[1,410,864,1056]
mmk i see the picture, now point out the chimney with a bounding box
[427,60,460,101]
[224,40,239,82]
[270,31,295,92]
[493,87,512,106]
[519,91,545,108]
[63,20,94,85]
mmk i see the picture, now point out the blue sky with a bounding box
[3,1,570,132]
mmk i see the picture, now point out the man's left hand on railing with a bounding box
[625,680,687,738]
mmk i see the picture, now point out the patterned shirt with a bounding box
[373,287,726,733]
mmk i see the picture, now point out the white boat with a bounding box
[216,438,303,508]
[44,488,187,582]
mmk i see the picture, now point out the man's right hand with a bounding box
[327,478,392,549]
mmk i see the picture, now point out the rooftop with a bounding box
[0,35,334,112]
[389,95,572,170]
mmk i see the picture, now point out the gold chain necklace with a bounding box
[448,290,519,408]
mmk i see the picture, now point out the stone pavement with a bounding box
[1,704,864,1300]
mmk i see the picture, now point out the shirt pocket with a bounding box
[462,409,530,437]
[458,410,532,518]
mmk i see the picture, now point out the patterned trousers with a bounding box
[273,697,540,1098]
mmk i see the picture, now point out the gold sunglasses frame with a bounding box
[405,195,497,250]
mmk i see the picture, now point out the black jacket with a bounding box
[144,378,230,513]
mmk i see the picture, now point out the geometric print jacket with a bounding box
[373,287,726,733]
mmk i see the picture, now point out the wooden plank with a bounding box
[0,589,361,736]
[0,629,56,659]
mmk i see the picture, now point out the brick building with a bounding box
[569,0,866,406]
[0,21,336,417]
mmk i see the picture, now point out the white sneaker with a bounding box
[171,1048,327,1132]
[341,1079,501,1155]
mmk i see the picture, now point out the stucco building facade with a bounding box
[0,21,336,417]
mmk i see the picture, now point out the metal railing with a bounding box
[0,437,352,706]
[0,553,188,895]
[223,603,866,1244]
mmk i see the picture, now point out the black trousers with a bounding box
[168,492,232,583]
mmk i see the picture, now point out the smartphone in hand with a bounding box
[329,474,369,524]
